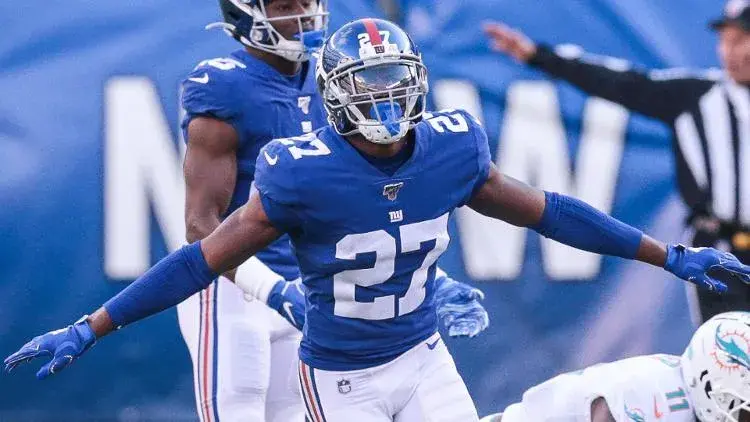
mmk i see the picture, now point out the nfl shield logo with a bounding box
[337,379,352,395]
[382,182,404,201]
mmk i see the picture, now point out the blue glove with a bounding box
[4,316,96,379]
[435,276,489,338]
[665,244,750,293]
[266,280,306,330]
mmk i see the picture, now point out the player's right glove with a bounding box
[664,244,750,293]
[264,280,306,331]
[4,316,96,379]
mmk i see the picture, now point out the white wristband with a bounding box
[234,256,282,303]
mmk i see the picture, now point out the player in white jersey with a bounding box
[481,312,750,422]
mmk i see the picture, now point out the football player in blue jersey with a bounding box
[177,1,327,421]
[178,1,488,421]
[7,18,750,422]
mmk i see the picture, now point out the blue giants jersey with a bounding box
[181,49,327,280]
[255,109,492,370]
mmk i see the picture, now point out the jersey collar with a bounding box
[326,127,426,179]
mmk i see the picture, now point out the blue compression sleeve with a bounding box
[531,191,642,259]
[104,242,218,328]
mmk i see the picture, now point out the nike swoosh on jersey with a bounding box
[264,151,279,165]
[426,338,440,350]
[282,302,296,326]
[188,73,209,84]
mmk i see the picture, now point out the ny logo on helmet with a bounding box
[383,182,404,201]
[358,31,391,48]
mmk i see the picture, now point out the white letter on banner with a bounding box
[433,79,628,280]
[104,77,185,279]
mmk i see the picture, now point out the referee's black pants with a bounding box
[693,229,750,321]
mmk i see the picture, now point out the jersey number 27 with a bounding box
[333,213,449,320]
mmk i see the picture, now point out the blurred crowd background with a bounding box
[0,0,729,420]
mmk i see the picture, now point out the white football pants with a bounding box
[177,276,304,422]
[298,332,478,422]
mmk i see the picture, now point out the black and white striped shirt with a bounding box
[530,44,750,229]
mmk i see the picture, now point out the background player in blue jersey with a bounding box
[178,1,327,420]
[178,2,488,421]
[7,18,750,422]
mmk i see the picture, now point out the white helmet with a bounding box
[682,312,750,422]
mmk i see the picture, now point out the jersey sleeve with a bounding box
[462,110,492,206]
[254,140,303,233]
[180,60,241,124]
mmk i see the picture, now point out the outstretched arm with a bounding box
[483,22,711,122]
[4,193,281,379]
[100,192,280,337]
[468,164,667,267]
[468,164,750,290]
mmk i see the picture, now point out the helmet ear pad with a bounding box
[412,91,426,124]
[333,108,353,134]
[316,71,356,134]
[233,13,255,43]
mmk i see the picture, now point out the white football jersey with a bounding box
[502,354,696,422]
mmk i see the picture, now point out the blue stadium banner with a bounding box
[0,0,723,419]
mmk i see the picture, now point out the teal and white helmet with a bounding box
[682,312,750,422]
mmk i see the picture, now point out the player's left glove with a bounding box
[435,276,489,338]
[4,316,96,380]
[665,244,750,293]
[264,280,306,331]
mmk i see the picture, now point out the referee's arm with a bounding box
[530,45,696,122]
[485,22,709,123]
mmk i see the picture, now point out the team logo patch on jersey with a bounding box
[337,378,352,395]
[383,182,404,201]
[389,210,403,223]
[298,96,311,115]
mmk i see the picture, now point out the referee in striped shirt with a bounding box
[485,0,750,322]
